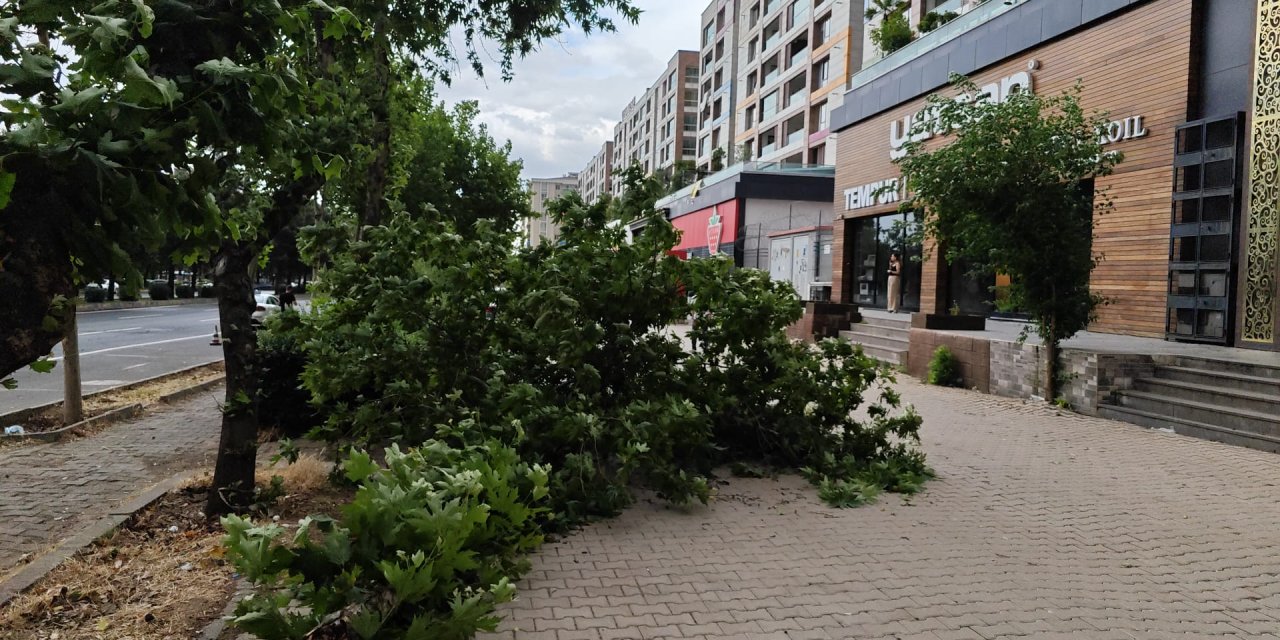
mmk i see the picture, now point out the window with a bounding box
[685,66,698,82]
[814,13,831,44]
[813,56,830,89]
[745,105,756,129]
[684,113,698,132]
[713,97,723,120]
[748,37,759,62]
[667,70,676,92]
[714,68,724,90]
[810,99,829,131]
[787,1,809,29]
[745,70,759,97]
[749,2,761,27]
[702,21,714,46]
[685,89,698,107]
[715,38,725,61]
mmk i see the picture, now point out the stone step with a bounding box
[1097,404,1280,454]
[838,330,910,352]
[1154,365,1280,396]
[1155,355,1280,381]
[1133,378,1280,415]
[860,314,913,330]
[1110,390,1280,439]
[848,341,905,366]
[844,321,910,340]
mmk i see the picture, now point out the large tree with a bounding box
[894,80,1120,400]
[1,0,639,515]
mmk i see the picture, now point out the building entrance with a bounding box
[846,212,922,312]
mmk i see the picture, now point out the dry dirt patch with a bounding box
[0,453,351,640]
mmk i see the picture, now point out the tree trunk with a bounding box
[190,269,197,289]
[167,266,176,294]
[0,167,77,378]
[359,28,392,237]
[106,277,116,302]
[1043,321,1058,402]
[62,304,83,425]
[207,244,261,516]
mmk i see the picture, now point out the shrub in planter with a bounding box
[927,345,964,387]
[224,442,549,640]
[174,284,195,299]
[147,280,172,301]
[118,288,139,302]
[198,282,215,298]
[918,9,957,32]
[83,285,107,303]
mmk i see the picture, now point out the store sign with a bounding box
[707,210,723,255]
[844,178,901,211]
[1099,115,1148,145]
[889,66,1036,160]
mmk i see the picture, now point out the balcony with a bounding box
[850,0,1013,91]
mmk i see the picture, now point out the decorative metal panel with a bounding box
[1244,0,1280,343]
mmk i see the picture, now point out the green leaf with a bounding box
[0,170,14,210]
[343,450,378,483]
[29,358,56,374]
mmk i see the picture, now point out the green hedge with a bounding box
[147,280,172,301]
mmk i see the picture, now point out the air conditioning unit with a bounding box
[808,283,832,302]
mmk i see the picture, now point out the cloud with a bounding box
[437,1,704,179]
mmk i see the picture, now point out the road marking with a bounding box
[49,334,211,361]
[83,380,128,386]
[123,314,162,319]
[81,326,142,336]
[123,363,149,370]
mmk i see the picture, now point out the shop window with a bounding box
[847,212,922,311]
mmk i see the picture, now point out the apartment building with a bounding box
[695,0,741,173]
[609,51,701,194]
[577,141,614,204]
[735,0,863,166]
[521,173,578,247]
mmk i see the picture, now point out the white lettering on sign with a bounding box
[844,178,901,211]
[1099,115,1148,145]
[889,67,1035,160]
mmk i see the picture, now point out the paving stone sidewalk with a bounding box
[0,389,221,574]
[486,378,1280,639]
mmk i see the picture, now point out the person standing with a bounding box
[280,285,297,310]
[887,253,902,313]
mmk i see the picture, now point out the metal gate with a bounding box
[1166,114,1245,343]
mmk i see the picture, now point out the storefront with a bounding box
[829,0,1278,350]
[657,163,837,299]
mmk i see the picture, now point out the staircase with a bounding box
[1098,356,1280,453]
[838,313,911,366]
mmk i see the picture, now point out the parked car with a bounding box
[251,292,281,327]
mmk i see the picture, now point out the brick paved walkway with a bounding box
[0,390,221,574]
[486,378,1280,639]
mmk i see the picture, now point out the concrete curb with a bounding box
[2,403,144,444]
[159,376,226,405]
[0,469,200,606]
[80,298,216,312]
[0,361,223,429]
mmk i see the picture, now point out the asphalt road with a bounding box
[1,303,225,415]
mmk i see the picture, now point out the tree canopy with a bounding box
[895,79,1121,399]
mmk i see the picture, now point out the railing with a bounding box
[785,128,805,146]
[788,48,808,69]
[787,88,807,107]
[850,0,1011,91]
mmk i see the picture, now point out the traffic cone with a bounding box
[210,325,222,346]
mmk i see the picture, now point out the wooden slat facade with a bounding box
[831,0,1193,338]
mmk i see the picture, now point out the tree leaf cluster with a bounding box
[894,78,1120,398]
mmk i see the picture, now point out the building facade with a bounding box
[734,0,862,167]
[578,141,614,204]
[609,51,701,194]
[829,0,1275,350]
[522,173,578,247]
[695,0,741,173]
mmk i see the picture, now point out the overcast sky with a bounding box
[437,2,705,180]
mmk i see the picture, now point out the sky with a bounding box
[437,2,705,180]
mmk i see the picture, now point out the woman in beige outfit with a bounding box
[887,253,902,313]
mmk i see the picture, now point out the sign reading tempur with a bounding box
[844,178,901,210]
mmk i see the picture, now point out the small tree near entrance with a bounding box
[894,80,1121,401]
